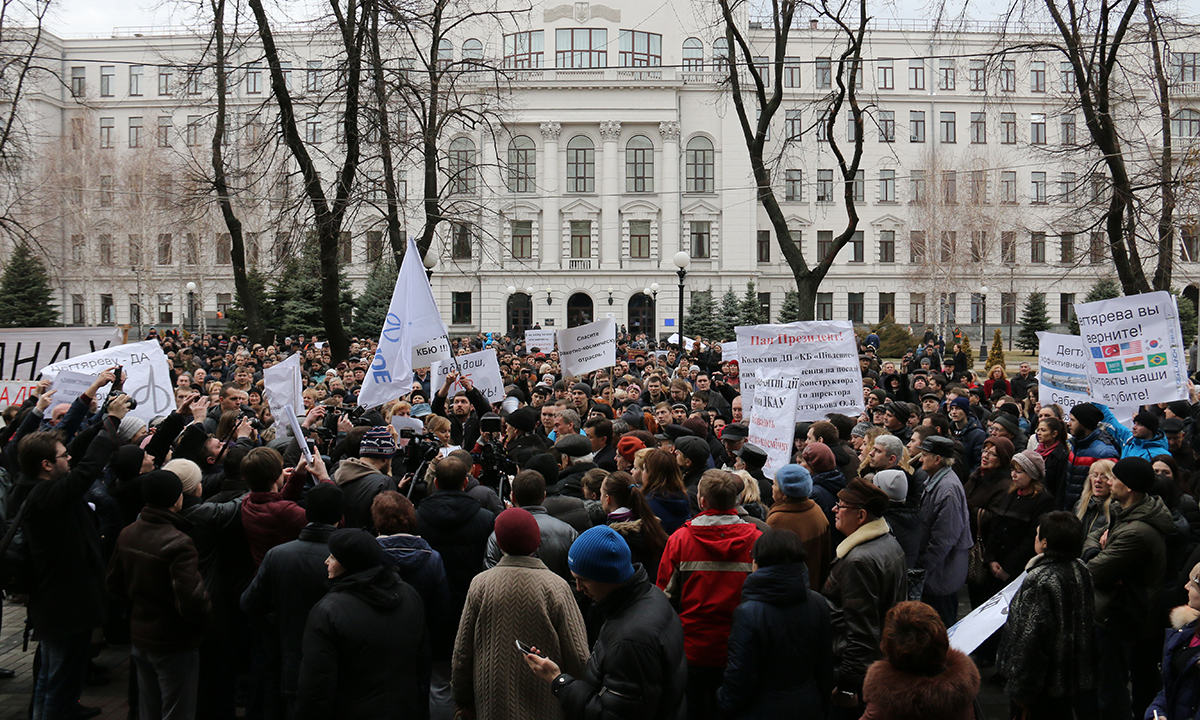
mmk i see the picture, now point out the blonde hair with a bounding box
[734,470,761,505]
[424,414,451,434]
[988,365,1009,381]
[1077,459,1115,523]
[633,446,655,472]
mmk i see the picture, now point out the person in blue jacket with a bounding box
[1100,405,1171,461]
[1147,560,1200,720]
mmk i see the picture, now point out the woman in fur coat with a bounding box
[1147,559,1200,720]
[861,601,979,720]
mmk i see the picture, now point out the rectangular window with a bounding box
[1183,226,1199,262]
[99,175,114,207]
[942,171,957,204]
[157,116,171,147]
[157,234,172,265]
[1061,60,1076,92]
[1171,53,1199,82]
[757,230,770,263]
[185,233,199,265]
[1092,175,1108,203]
[1031,113,1046,144]
[908,60,925,90]
[99,118,114,148]
[817,293,834,321]
[215,293,232,316]
[1030,60,1046,92]
[1001,112,1017,143]
[99,234,113,264]
[910,111,925,142]
[128,117,143,148]
[689,221,710,259]
[970,231,986,262]
[971,293,984,324]
[280,62,293,90]
[939,112,956,143]
[71,67,85,97]
[72,295,85,325]
[940,231,956,262]
[879,110,895,142]
[879,230,895,263]
[785,109,802,141]
[969,59,985,91]
[216,233,232,264]
[1001,292,1016,324]
[846,115,860,143]
[504,30,545,69]
[158,67,172,95]
[1001,171,1017,203]
[365,232,383,263]
[817,169,834,202]
[1061,114,1076,145]
[1061,232,1075,264]
[783,58,802,87]
[850,231,864,262]
[758,293,771,322]
[246,62,263,93]
[100,294,114,324]
[879,170,895,203]
[848,293,864,323]
[939,58,955,90]
[1061,172,1077,203]
[100,66,114,97]
[452,292,472,325]
[570,220,592,258]
[70,118,83,149]
[999,59,1016,92]
[852,170,865,203]
[1059,293,1075,324]
[753,57,770,86]
[785,169,803,201]
[817,230,833,262]
[1031,232,1046,263]
[246,232,260,266]
[69,235,84,264]
[816,57,831,88]
[1032,171,1047,204]
[878,59,894,89]
[815,110,827,142]
[1090,232,1106,264]
[306,60,322,93]
[305,114,321,144]
[185,69,201,95]
[629,220,650,259]
[909,231,926,262]
[969,112,986,144]
[186,115,201,146]
[619,30,662,67]
[129,235,142,266]
[910,293,926,323]
[557,28,607,69]
[911,170,926,204]
[452,224,472,260]
[971,170,987,204]
[1002,231,1016,263]
[503,220,532,260]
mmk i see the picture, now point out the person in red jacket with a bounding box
[657,468,761,720]
[240,447,332,566]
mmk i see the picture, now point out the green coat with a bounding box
[1084,494,1174,636]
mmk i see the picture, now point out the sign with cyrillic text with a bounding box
[558,317,616,376]
[1036,332,1092,411]
[746,366,799,479]
[49,370,99,409]
[39,340,173,422]
[735,321,865,420]
[1075,291,1188,406]
[412,335,451,369]
[524,330,556,354]
[948,572,1026,654]
[430,349,505,403]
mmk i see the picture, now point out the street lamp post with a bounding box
[186,281,196,333]
[979,285,989,368]
[673,251,690,340]
[423,251,437,282]
[644,282,659,346]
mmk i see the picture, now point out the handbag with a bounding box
[967,539,988,585]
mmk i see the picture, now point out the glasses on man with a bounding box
[55,451,70,460]
[833,502,863,512]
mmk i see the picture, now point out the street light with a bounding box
[979,285,989,367]
[546,286,553,306]
[644,282,659,344]
[185,281,197,333]
[423,251,437,282]
[673,252,690,340]
[607,286,614,306]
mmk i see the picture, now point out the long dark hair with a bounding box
[641,449,685,494]
[602,471,668,561]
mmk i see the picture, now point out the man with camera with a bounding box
[331,427,399,532]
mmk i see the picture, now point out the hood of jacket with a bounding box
[328,565,406,610]
[740,562,810,606]
[1113,493,1175,536]
[334,457,385,486]
[378,534,438,574]
[417,490,485,530]
[1126,430,1169,451]
[811,469,846,492]
[683,510,760,556]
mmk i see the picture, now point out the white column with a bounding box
[540,122,561,269]
[599,121,621,269]
[659,121,680,265]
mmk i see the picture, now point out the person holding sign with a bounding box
[432,371,492,452]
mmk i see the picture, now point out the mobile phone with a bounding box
[515,640,545,657]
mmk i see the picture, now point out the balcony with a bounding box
[568,258,592,270]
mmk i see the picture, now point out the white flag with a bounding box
[263,353,303,424]
[357,238,447,409]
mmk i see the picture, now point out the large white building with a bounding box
[10,3,1200,342]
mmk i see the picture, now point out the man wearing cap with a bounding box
[880,402,912,444]
[654,423,693,453]
[821,479,907,717]
[454,508,589,720]
[555,434,598,499]
[1099,404,1171,461]
[674,435,712,513]
[1162,416,1197,476]
[108,469,211,720]
[295,529,430,719]
[1064,403,1121,511]
[734,443,771,507]
[569,383,593,416]
[332,426,399,533]
[920,393,941,417]
[505,406,549,467]
[657,470,760,719]
[913,435,972,626]
[767,464,831,590]
[524,525,686,719]
[719,423,748,469]
[1083,457,1174,720]
[947,395,988,470]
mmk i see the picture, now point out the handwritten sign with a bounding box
[430,349,505,403]
[39,340,173,422]
[49,370,99,409]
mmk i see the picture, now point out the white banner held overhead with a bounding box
[39,340,174,422]
[667,333,696,351]
[1075,291,1189,406]
[49,370,99,409]
[721,341,739,363]
[746,367,799,479]
[0,327,123,404]
[1036,332,1092,411]
[558,317,617,376]
[357,238,448,409]
[263,353,304,431]
[412,335,451,369]
[524,329,556,354]
[735,321,865,420]
[430,348,506,404]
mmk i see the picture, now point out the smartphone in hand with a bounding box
[515,640,545,658]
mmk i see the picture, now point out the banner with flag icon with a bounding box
[1075,291,1188,406]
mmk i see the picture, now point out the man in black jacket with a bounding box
[330,426,397,532]
[241,483,343,718]
[416,457,496,616]
[432,371,491,451]
[524,525,686,720]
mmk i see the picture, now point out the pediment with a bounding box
[561,197,602,215]
[682,198,720,215]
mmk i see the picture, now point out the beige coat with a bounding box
[451,554,589,720]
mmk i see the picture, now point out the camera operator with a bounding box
[331,426,399,532]
[432,371,491,451]
[472,413,518,491]
[503,406,548,468]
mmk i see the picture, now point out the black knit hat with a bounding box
[1113,456,1156,494]
[328,528,385,574]
[1070,403,1103,430]
[142,470,183,509]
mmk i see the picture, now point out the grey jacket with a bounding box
[916,468,973,596]
[484,505,579,587]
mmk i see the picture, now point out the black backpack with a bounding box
[0,496,35,596]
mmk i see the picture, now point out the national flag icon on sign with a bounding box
[1149,353,1168,367]
[1120,340,1142,354]
[1125,357,1145,371]
[1107,360,1124,374]
[1149,339,1162,350]
[1091,347,1105,359]
[1102,345,1121,358]
[1095,362,1109,374]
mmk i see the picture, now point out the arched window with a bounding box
[507,136,536,193]
[625,135,654,192]
[628,293,655,335]
[448,137,477,195]
[567,136,595,193]
[507,292,532,335]
[462,39,483,62]
[713,38,730,69]
[1173,108,1200,139]
[567,293,594,327]
[685,136,714,193]
[437,39,454,71]
[683,38,704,70]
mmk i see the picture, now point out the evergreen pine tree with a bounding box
[987,328,1005,370]
[1172,289,1197,347]
[270,243,355,336]
[683,288,719,340]
[863,316,920,357]
[1017,292,1052,352]
[352,257,398,339]
[0,243,58,327]
[225,269,277,336]
[739,281,764,327]
[717,288,741,341]
[1068,277,1121,334]
[777,290,802,323]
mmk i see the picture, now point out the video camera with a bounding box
[103,364,137,412]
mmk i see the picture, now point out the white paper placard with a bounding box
[558,318,617,376]
[1075,291,1189,406]
[1037,332,1093,411]
[49,370,99,409]
[947,572,1026,654]
[746,367,799,479]
[39,340,174,422]
[430,349,505,403]
[735,321,865,420]
[524,329,556,354]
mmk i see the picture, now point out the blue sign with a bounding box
[665,319,675,327]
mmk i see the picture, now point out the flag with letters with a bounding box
[1102,345,1120,358]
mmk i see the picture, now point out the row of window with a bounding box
[69,291,238,326]
[71,61,317,100]
[783,169,1104,207]
[67,230,390,267]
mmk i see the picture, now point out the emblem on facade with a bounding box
[544,2,620,21]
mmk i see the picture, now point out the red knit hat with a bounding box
[495,508,541,556]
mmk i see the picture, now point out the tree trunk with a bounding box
[1145,0,1175,292]
[366,0,406,265]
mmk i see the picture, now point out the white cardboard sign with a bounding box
[430,349,505,403]
[39,340,174,422]
[49,370,99,409]
[558,318,617,376]
[524,330,556,354]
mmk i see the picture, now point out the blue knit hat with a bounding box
[359,426,397,457]
[775,464,813,499]
[568,526,635,584]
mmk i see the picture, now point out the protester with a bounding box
[765,463,831,591]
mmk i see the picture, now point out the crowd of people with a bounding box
[0,324,1198,720]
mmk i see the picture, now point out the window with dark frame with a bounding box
[557,28,607,69]
[757,230,770,263]
[1031,232,1046,263]
[451,225,472,260]
[879,292,896,321]
[690,221,711,258]
[630,220,651,259]
[508,136,536,193]
[511,221,533,259]
[910,231,926,263]
[1002,231,1016,263]
[818,230,833,261]
[817,292,834,320]
[571,221,591,258]
[619,30,662,67]
[452,292,472,325]
[504,31,545,69]
[879,230,895,263]
[785,169,803,201]
[1059,293,1075,324]
[1061,232,1075,263]
[848,293,864,323]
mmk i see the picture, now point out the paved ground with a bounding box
[0,593,1014,720]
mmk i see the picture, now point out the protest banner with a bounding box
[411,335,451,369]
[263,354,304,432]
[281,405,313,463]
[558,317,616,376]
[39,340,173,422]
[0,327,123,404]
[667,333,696,351]
[49,370,100,409]
[524,329,556,354]
[735,321,865,420]
[721,341,738,363]
[1036,332,1092,411]
[947,572,1026,654]
[1075,291,1188,406]
[746,367,799,479]
[430,348,505,403]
